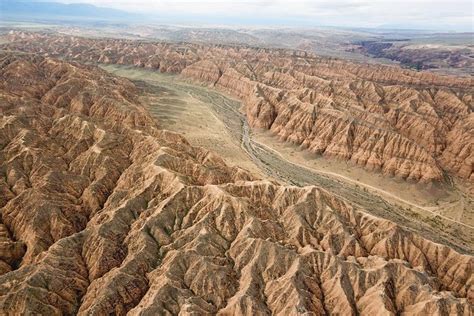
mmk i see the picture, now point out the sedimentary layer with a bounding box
[3,31,472,183]
[0,53,472,315]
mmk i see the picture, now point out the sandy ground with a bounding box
[101,65,266,178]
[145,86,266,177]
[0,37,9,45]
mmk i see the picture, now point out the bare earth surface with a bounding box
[253,130,473,226]
[4,31,472,186]
[0,53,473,315]
[100,65,266,178]
[101,65,473,252]
[0,29,473,315]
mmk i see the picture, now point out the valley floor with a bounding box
[101,64,473,254]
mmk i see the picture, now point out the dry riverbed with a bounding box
[101,64,473,253]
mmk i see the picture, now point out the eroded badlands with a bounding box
[0,52,472,315]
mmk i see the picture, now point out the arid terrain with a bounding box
[100,65,266,177]
[0,28,473,315]
[4,31,473,183]
[349,35,474,76]
[2,24,471,75]
[0,49,473,315]
[101,64,473,249]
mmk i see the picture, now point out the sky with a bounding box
[42,0,474,31]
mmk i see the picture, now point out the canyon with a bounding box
[3,31,472,187]
[350,39,473,76]
[101,64,473,250]
[0,29,473,315]
[0,50,473,315]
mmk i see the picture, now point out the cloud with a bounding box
[53,0,473,30]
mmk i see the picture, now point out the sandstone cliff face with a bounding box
[4,31,472,183]
[439,114,474,181]
[0,53,473,315]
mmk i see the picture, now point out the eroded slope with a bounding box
[0,53,473,315]
[3,31,472,184]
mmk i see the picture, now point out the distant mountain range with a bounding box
[0,0,139,21]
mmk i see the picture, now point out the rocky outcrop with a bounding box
[0,52,472,315]
[4,31,472,183]
[439,114,474,181]
[181,60,222,85]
